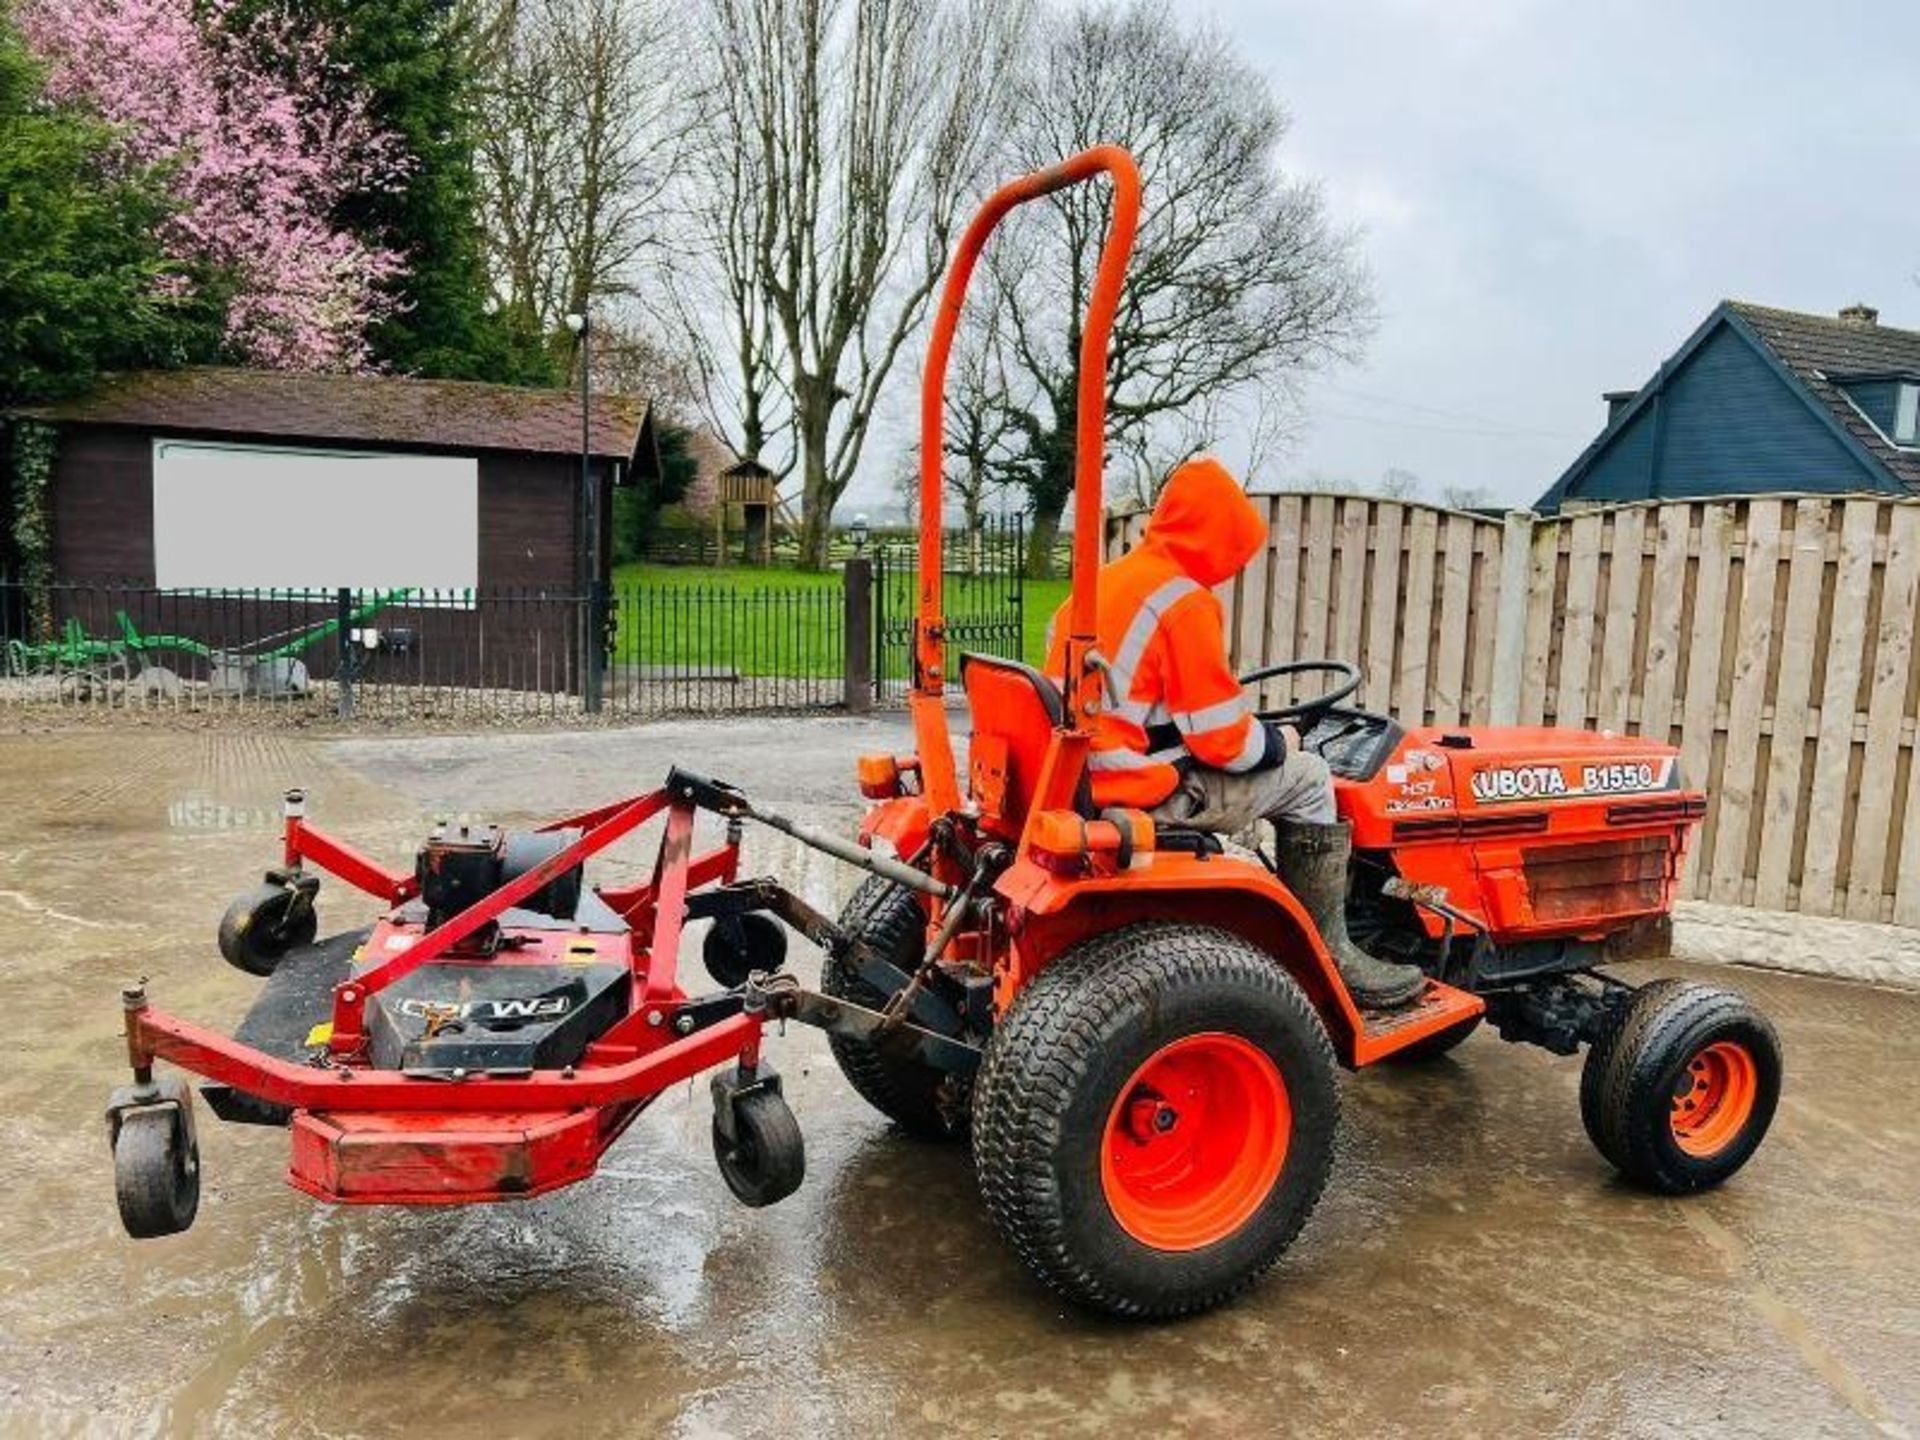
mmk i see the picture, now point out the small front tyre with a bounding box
[972,922,1339,1319]
[113,1105,200,1238]
[217,883,317,978]
[1580,979,1781,1194]
[712,1087,805,1208]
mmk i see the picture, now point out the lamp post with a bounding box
[565,311,602,712]
[850,512,869,555]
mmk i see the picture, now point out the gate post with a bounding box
[843,556,872,713]
[336,587,355,720]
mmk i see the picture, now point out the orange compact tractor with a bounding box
[106,147,1780,1319]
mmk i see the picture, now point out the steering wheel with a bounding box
[1238,659,1362,728]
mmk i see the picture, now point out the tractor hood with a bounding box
[1141,458,1267,587]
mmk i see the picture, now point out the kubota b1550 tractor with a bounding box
[104,146,1780,1320]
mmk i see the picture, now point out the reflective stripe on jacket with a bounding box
[1045,457,1282,810]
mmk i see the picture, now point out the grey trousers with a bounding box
[1149,750,1338,833]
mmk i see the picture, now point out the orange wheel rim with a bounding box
[1669,1040,1759,1157]
[1100,1033,1290,1251]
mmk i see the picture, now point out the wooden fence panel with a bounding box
[1800,500,1878,915]
[1105,490,1920,927]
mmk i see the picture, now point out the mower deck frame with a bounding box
[117,768,952,1205]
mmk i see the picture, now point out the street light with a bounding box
[564,312,601,712]
[850,512,870,555]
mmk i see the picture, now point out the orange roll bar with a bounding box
[913,145,1142,814]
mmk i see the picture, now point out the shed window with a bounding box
[1897,384,1919,446]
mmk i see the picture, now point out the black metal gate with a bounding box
[873,515,1025,704]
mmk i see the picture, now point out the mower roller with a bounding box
[106,145,1782,1319]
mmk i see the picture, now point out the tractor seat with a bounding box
[961,653,1093,835]
[958,653,1221,858]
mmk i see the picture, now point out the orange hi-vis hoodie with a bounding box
[1045,457,1282,810]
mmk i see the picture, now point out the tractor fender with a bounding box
[994,854,1366,1060]
[858,795,932,862]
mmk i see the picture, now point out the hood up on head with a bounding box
[1141,457,1266,587]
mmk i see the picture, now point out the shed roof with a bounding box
[26,367,655,472]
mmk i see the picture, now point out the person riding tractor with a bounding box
[1044,456,1425,1009]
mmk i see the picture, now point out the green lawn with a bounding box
[608,562,1066,677]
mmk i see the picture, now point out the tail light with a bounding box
[1028,808,1154,875]
[857,753,921,800]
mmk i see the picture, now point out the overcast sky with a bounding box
[1202,0,1920,505]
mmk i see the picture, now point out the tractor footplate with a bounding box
[1355,979,1485,1063]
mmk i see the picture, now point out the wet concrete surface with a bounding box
[1,718,1917,1438]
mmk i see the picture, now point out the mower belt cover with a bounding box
[365,959,632,1074]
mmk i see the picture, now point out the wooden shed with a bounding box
[24,366,657,590]
[6,367,658,693]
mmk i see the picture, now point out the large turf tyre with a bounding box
[113,1106,200,1239]
[1381,1014,1481,1064]
[972,922,1339,1320]
[820,876,964,1140]
[1580,978,1781,1195]
[712,1087,805,1208]
[217,884,317,978]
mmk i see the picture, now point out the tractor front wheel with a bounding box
[1580,978,1782,1194]
[972,922,1338,1319]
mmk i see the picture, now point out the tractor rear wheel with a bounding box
[972,922,1338,1319]
[1580,978,1781,1194]
[820,877,965,1140]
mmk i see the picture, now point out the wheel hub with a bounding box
[1100,1032,1291,1252]
[1668,1039,1758,1157]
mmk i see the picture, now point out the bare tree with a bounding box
[694,0,1031,567]
[666,47,792,482]
[944,303,1020,540]
[1439,483,1497,511]
[1378,467,1424,501]
[469,0,689,351]
[987,0,1373,575]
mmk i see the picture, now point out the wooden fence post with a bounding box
[1487,510,1534,726]
[843,556,872,713]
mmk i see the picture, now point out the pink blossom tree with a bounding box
[20,0,409,372]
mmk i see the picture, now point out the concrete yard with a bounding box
[0,717,1916,1438]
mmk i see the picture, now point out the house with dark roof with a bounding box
[1536,302,1920,512]
[18,366,658,591]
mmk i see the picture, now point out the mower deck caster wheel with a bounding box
[703,913,788,989]
[1580,978,1782,1194]
[112,1101,200,1238]
[218,882,318,977]
[711,1073,804,1207]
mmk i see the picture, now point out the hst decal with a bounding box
[1469,757,1675,805]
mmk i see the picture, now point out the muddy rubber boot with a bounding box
[1274,820,1426,1010]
